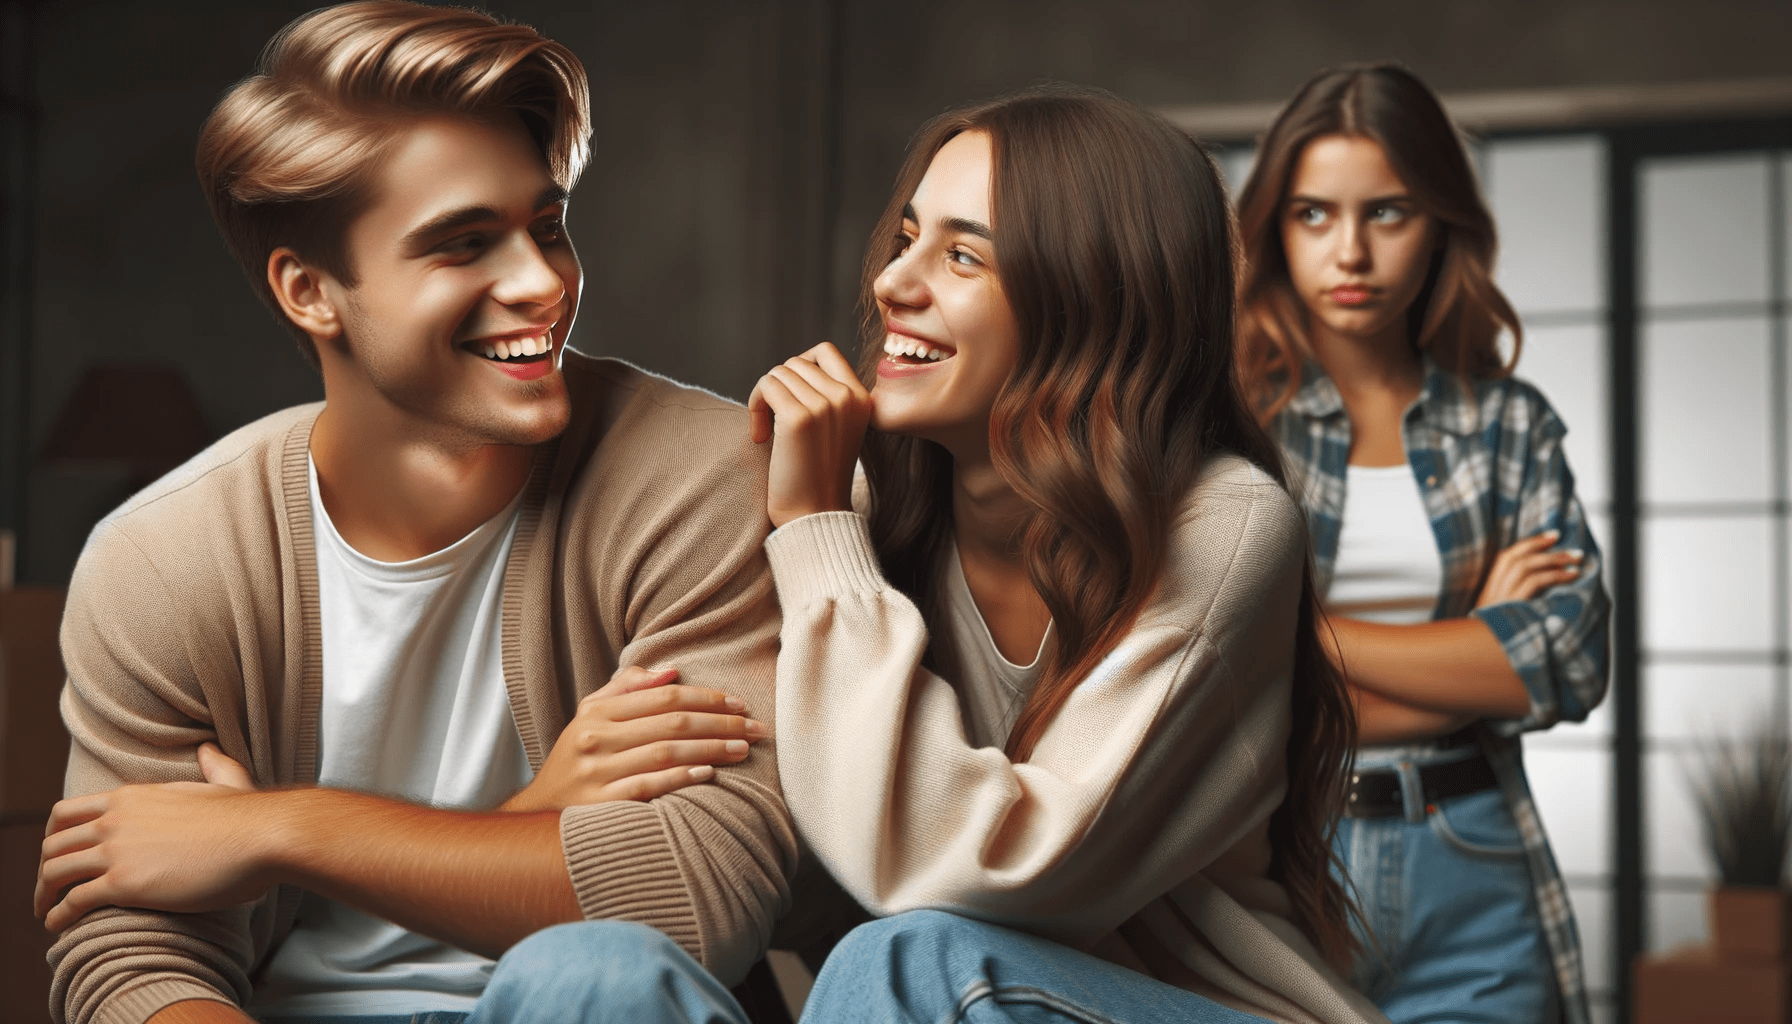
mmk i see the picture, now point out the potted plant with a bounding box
[1688,715,1792,962]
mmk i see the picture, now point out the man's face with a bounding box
[319,114,580,447]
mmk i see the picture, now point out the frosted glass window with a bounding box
[1643,663,1776,742]
[1587,511,1614,597]
[1486,137,1605,315]
[1518,324,1609,507]
[1525,747,1610,876]
[1640,316,1771,505]
[1645,750,1711,879]
[1641,154,1771,309]
[1647,887,1708,953]
[1782,315,1792,495]
[1217,148,1256,198]
[1783,156,1792,301]
[1568,885,1612,995]
[1641,515,1773,652]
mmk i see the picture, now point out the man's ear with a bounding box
[267,247,343,341]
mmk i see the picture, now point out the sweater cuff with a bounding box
[763,511,888,610]
[560,802,702,958]
[90,978,233,1024]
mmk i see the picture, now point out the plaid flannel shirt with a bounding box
[1272,358,1611,1024]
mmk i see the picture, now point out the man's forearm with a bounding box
[266,788,582,958]
[1324,615,1533,719]
[147,1000,256,1024]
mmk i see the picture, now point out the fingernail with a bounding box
[724,695,746,712]
[744,719,767,738]
[688,765,715,781]
[1544,530,1560,540]
[1566,548,1585,560]
[1563,565,1580,575]
[726,739,749,755]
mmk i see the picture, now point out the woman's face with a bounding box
[870,130,1021,457]
[1279,133,1438,348]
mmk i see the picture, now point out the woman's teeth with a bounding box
[480,332,551,361]
[883,337,949,362]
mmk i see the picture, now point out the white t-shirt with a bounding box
[1326,463,1442,626]
[1327,462,1459,767]
[249,460,532,1017]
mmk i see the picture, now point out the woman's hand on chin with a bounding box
[748,342,873,528]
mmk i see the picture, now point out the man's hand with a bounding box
[499,666,766,812]
[1476,530,1583,608]
[747,342,872,528]
[36,743,269,933]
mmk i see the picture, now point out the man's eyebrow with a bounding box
[897,203,993,241]
[402,186,571,249]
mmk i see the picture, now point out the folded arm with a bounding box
[1328,404,1610,733]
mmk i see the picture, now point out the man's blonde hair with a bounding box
[196,1,591,368]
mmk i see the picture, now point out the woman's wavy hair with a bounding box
[196,0,591,369]
[1235,63,1521,419]
[853,86,1358,967]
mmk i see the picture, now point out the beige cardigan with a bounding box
[766,455,1386,1024]
[51,356,795,1024]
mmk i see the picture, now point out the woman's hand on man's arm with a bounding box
[500,665,766,812]
[748,342,873,528]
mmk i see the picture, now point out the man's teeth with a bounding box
[480,333,550,360]
[883,337,949,362]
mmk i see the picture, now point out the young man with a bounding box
[32,4,792,1022]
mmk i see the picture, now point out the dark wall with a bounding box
[10,0,1792,582]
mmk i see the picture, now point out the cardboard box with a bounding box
[0,587,70,816]
[1634,945,1792,1024]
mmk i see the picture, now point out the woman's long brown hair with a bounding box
[1235,63,1522,419]
[853,86,1358,967]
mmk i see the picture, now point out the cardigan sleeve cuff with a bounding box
[560,802,702,960]
[763,511,888,610]
[88,977,233,1024]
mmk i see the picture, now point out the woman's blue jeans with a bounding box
[1337,776,1560,1024]
[799,909,1267,1023]
[259,911,1272,1024]
[259,919,750,1024]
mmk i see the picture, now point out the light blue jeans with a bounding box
[259,920,751,1024]
[1337,767,1560,1024]
[799,909,1268,1023]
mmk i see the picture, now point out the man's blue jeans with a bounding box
[799,909,1267,1023]
[1337,779,1560,1024]
[259,919,750,1024]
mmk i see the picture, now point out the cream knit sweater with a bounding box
[766,455,1386,1024]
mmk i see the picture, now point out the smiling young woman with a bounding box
[1234,64,1611,1024]
[748,87,1378,1024]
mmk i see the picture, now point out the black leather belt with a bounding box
[1344,753,1499,819]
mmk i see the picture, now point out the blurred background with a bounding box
[2,1,1791,1021]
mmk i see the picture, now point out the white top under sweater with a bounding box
[249,459,532,1017]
